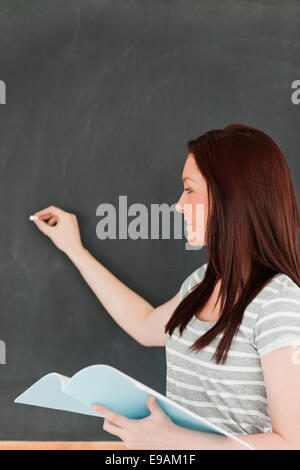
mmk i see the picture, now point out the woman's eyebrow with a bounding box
[182,177,196,183]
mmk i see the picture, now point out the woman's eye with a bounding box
[184,188,192,194]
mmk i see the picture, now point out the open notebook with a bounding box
[14,364,254,450]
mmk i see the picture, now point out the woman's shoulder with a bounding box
[180,264,300,305]
[252,273,300,357]
[270,272,300,291]
[180,262,208,300]
[258,272,300,308]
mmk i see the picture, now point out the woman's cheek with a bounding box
[192,200,206,245]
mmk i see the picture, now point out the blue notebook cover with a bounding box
[14,364,253,449]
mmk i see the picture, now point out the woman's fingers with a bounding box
[34,205,64,218]
[33,218,53,236]
[92,404,133,429]
[34,206,66,226]
[37,213,53,222]
[103,418,126,439]
[31,205,83,256]
[47,217,58,226]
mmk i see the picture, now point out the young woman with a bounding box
[32,124,300,450]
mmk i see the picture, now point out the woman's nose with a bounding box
[175,199,184,213]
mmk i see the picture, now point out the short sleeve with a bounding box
[180,263,208,300]
[253,276,300,358]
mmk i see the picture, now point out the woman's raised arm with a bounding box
[32,205,181,347]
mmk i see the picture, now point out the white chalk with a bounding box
[29,215,39,221]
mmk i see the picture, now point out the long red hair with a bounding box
[165,124,300,364]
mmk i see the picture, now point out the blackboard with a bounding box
[0,0,299,441]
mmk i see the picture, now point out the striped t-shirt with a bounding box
[165,262,300,435]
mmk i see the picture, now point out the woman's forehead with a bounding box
[182,154,205,184]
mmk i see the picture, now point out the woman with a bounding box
[32,124,300,450]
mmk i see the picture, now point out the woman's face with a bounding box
[175,153,209,246]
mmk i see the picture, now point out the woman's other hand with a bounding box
[92,395,179,450]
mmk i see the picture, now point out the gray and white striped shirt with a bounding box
[165,263,300,435]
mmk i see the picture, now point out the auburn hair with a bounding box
[165,124,300,364]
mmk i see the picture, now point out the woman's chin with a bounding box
[186,232,205,247]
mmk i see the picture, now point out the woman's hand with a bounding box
[32,205,84,258]
[92,395,180,450]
